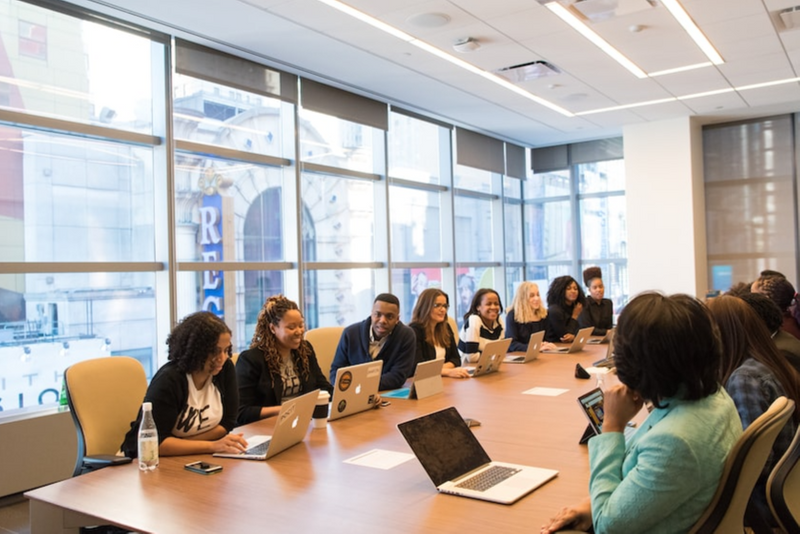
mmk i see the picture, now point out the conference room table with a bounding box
[26,342,624,533]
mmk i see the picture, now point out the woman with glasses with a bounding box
[121,311,247,457]
[410,288,470,378]
[236,295,333,425]
[506,281,558,353]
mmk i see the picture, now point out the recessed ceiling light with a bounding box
[406,12,451,28]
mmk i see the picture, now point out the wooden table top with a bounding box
[27,344,616,534]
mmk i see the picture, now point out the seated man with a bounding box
[329,293,415,391]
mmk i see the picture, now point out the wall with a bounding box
[624,117,708,297]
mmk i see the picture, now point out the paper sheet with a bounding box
[522,386,570,396]
[343,449,415,470]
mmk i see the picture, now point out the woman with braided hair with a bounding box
[236,295,332,425]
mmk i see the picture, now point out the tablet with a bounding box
[577,387,605,435]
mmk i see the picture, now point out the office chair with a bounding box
[767,422,800,531]
[65,356,148,476]
[689,396,795,534]
[305,326,345,379]
[448,316,459,346]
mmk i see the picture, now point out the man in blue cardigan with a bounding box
[329,293,415,391]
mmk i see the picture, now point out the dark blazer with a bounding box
[409,321,461,368]
[546,303,580,341]
[505,309,549,353]
[235,341,333,426]
[578,297,614,336]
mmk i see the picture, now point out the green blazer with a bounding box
[588,387,742,534]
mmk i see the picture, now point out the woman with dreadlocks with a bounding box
[236,295,333,425]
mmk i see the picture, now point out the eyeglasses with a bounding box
[210,345,233,361]
[433,303,450,310]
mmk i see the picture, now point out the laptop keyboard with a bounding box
[244,439,271,456]
[456,465,521,492]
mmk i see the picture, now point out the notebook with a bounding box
[541,327,594,354]
[577,387,637,444]
[465,338,512,377]
[504,331,545,364]
[587,328,615,345]
[328,360,383,421]
[397,406,559,504]
[382,359,444,400]
[213,389,319,460]
[592,335,616,368]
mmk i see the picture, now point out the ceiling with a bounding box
[74,0,800,147]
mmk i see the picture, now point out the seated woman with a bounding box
[505,281,557,353]
[752,274,800,340]
[541,293,741,534]
[409,288,470,379]
[121,311,247,457]
[545,275,585,343]
[236,295,333,425]
[458,288,504,364]
[707,295,800,529]
[578,266,613,336]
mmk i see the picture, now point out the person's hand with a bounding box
[560,333,575,343]
[571,302,583,319]
[602,384,644,433]
[212,433,248,454]
[542,342,558,352]
[541,498,592,534]
[443,367,471,379]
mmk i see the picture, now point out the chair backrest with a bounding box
[448,316,459,346]
[689,396,796,534]
[65,356,147,473]
[305,326,345,379]
[231,352,240,366]
[767,421,800,531]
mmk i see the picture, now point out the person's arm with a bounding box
[460,315,483,363]
[235,349,273,426]
[547,305,571,341]
[726,368,771,430]
[505,310,527,353]
[218,358,239,432]
[442,323,470,378]
[578,304,604,336]
[159,431,247,456]
[378,326,416,390]
[541,497,592,534]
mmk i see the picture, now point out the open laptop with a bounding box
[466,338,512,377]
[504,331,545,364]
[328,360,383,421]
[382,359,444,400]
[541,327,594,354]
[592,336,616,368]
[587,328,615,345]
[214,389,319,460]
[397,406,559,504]
[577,387,637,444]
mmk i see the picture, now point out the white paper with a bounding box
[522,386,569,396]
[343,449,415,470]
[585,367,612,375]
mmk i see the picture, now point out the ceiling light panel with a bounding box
[659,0,723,64]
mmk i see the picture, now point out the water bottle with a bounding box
[138,401,159,471]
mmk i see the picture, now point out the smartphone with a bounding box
[184,461,223,475]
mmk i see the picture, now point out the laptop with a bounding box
[213,389,319,460]
[466,338,512,377]
[504,331,545,364]
[592,336,616,368]
[382,359,444,400]
[328,360,383,421]
[587,328,615,345]
[577,387,637,444]
[541,327,594,354]
[397,406,559,504]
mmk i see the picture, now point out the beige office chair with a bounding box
[305,326,345,379]
[448,316,459,346]
[767,422,800,532]
[65,356,148,476]
[689,396,795,534]
[231,351,240,366]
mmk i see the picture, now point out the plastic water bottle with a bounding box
[138,401,159,471]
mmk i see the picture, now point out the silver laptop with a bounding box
[382,359,444,400]
[504,331,545,364]
[592,335,616,368]
[329,360,383,421]
[541,327,594,354]
[398,406,559,504]
[213,389,318,460]
[587,328,615,345]
[466,338,512,377]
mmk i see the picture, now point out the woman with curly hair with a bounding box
[752,274,800,340]
[236,295,332,425]
[121,311,247,457]
[410,288,470,378]
[505,281,557,353]
[546,275,586,343]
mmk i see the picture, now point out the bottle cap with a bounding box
[143,401,153,411]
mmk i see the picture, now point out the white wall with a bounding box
[624,117,708,298]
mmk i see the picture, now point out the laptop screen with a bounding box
[398,407,491,487]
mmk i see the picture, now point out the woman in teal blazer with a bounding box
[542,293,742,534]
